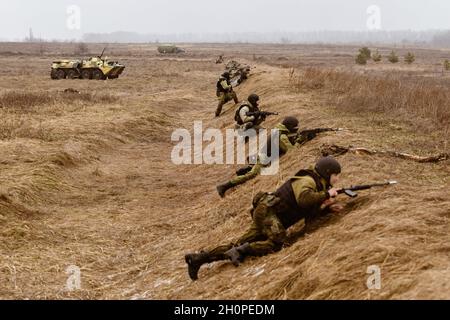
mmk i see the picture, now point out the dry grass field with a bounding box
[0,42,449,299]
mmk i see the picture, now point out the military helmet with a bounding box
[248,93,260,106]
[282,116,299,133]
[315,156,341,181]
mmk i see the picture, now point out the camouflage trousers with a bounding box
[215,91,238,116]
[207,193,286,260]
[236,118,264,132]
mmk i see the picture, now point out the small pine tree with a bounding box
[355,52,368,65]
[388,50,399,63]
[372,50,382,62]
[359,47,371,59]
[404,52,415,64]
[444,59,450,71]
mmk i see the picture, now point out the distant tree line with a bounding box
[432,31,450,47]
[81,30,450,47]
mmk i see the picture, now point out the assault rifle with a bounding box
[246,111,279,119]
[300,127,343,138]
[336,181,398,198]
[292,127,343,144]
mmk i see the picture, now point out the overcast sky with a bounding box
[1,0,450,40]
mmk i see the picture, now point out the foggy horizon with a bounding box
[1,0,450,42]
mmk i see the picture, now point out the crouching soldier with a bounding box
[215,71,239,117]
[186,156,344,280]
[216,116,300,198]
[234,94,265,131]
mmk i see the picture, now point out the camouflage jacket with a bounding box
[273,168,329,228]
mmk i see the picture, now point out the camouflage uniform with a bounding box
[186,168,330,280]
[207,193,287,259]
[227,123,298,188]
[215,76,238,117]
[235,100,264,131]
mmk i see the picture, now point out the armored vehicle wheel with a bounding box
[66,69,79,79]
[50,69,58,79]
[55,69,66,80]
[92,69,105,80]
[81,69,92,79]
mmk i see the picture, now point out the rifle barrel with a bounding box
[298,128,336,135]
[100,46,107,58]
[337,181,397,194]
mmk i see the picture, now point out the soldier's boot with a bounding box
[185,251,212,281]
[236,165,253,176]
[215,102,225,117]
[224,243,251,267]
[216,181,235,198]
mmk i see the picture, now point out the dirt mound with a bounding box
[149,64,450,300]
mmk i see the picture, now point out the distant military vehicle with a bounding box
[50,48,125,80]
[157,44,185,54]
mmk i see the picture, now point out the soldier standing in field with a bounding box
[215,71,239,117]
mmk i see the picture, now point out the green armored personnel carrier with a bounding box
[157,44,185,54]
[51,48,125,80]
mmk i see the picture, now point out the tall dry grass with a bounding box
[0,90,117,111]
[289,67,450,133]
[0,90,119,140]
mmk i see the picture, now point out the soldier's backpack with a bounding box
[249,192,281,218]
[234,103,249,125]
[216,77,229,96]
